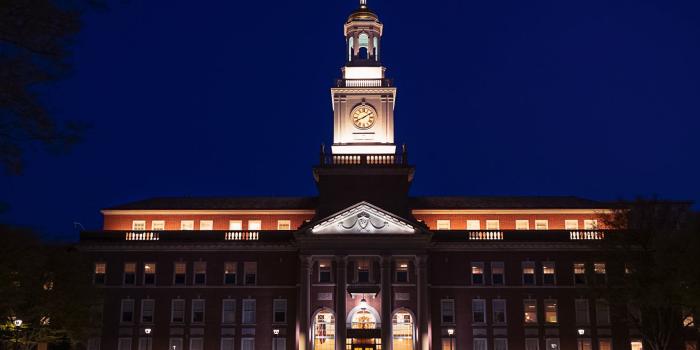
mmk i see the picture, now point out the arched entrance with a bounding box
[312,309,335,350]
[392,309,416,350]
[347,303,382,350]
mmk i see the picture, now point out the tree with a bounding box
[0,224,102,349]
[602,199,700,350]
[0,0,98,175]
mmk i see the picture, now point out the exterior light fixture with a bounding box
[144,328,152,335]
[273,329,280,335]
[360,298,368,310]
[577,329,585,335]
[14,319,22,327]
[447,328,455,336]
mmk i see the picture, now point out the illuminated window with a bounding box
[630,340,643,350]
[351,309,376,329]
[313,310,335,350]
[474,338,487,350]
[222,299,236,324]
[598,339,612,350]
[180,220,194,230]
[392,311,413,350]
[522,261,535,285]
[132,220,146,231]
[535,220,549,230]
[442,339,456,350]
[471,262,484,285]
[493,299,507,324]
[395,261,409,283]
[524,299,537,324]
[120,299,134,323]
[244,262,257,285]
[241,299,255,324]
[595,299,610,325]
[94,263,106,284]
[494,339,508,350]
[467,220,480,230]
[199,220,213,230]
[229,220,242,230]
[123,262,136,285]
[472,299,486,323]
[594,263,606,284]
[565,220,579,230]
[173,262,186,284]
[574,263,586,285]
[193,261,206,285]
[273,299,287,323]
[441,299,455,324]
[143,263,156,285]
[151,220,165,230]
[575,299,590,325]
[247,220,261,230]
[141,299,154,323]
[171,299,185,323]
[544,300,558,323]
[436,220,451,230]
[584,219,598,230]
[486,220,500,230]
[542,262,556,285]
[277,220,291,230]
[191,299,205,324]
[683,311,695,327]
[525,339,539,350]
[224,262,237,285]
[516,220,529,230]
[491,261,505,285]
[318,260,332,283]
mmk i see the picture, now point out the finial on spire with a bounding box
[360,0,367,9]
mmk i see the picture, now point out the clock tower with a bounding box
[331,0,397,155]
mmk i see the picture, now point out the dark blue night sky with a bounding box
[2,0,699,240]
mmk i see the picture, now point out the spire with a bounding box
[360,0,367,9]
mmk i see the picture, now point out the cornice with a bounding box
[411,209,613,215]
[101,209,315,216]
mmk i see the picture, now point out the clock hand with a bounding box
[357,113,373,121]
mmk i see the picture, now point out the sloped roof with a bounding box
[409,196,611,210]
[105,197,318,210]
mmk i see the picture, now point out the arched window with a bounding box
[358,33,370,59]
[348,37,354,61]
[392,311,414,350]
[313,310,335,350]
[351,309,377,329]
[373,37,379,60]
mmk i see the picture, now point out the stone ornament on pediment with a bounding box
[312,202,415,234]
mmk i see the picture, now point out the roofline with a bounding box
[101,209,316,215]
[411,209,615,215]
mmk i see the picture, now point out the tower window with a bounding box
[358,33,369,59]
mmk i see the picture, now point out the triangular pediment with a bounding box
[311,201,416,234]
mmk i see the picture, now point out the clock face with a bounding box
[351,105,377,129]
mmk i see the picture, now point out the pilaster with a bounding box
[416,255,430,350]
[298,255,312,350]
[336,256,348,350]
[381,255,393,350]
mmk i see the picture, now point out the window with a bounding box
[244,262,257,285]
[248,220,262,230]
[522,261,535,285]
[584,219,598,229]
[392,311,413,350]
[189,338,203,350]
[542,262,556,285]
[630,340,643,350]
[229,220,242,230]
[94,263,106,284]
[493,299,507,324]
[273,299,287,323]
[222,299,236,324]
[486,220,500,230]
[242,299,256,324]
[219,262,235,285]
[314,310,335,350]
[474,338,488,350]
[180,220,194,230]
[132,220,146,231]
[544,300,558,323]
[598,339,612,350]
[140,299,154,323]
[356,260,370,283]
[595,299,610,325]
[395,261,409,283]
[151,220,165,230]
[199,220,213,230]
[193,261,206,285]
[545,339,561,350]
[565,220,579,230]
[273,338,286,350]
[574,263,586,285]
[171,299,185,323]
[118,338,132,350]
[472,299,486,323]
[524,299,537,324]
[143,263,156,285]
[594,262,606,284]
[121,299,134,323]
[535,220,549,230]
[441,299,455,324]
[436,220,451,230]
[442,339,457,350]
[516,220,529,230]
[319,260,332,283]
[277,220,291,230]
[191,299,205,324]
[220,338,234,350]
[124,262,136,285]
[525,339,539,350]
[577,339,592,350]
[467,220,480,230]
[575,299,590,325]
[491,262,505,285]
[168,338,183,350]
[471,262,484,285]
[683,310,695,327]
[174,262,186,285]
[241,338,255,350]
[495,339,508,350]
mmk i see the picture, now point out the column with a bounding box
[335,256,348,350]
[381,255,393,350]
[298,256,312,350]
[416,255,430,350]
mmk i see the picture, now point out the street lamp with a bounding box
[273,329,280,335]
[144,328,152,350]
[359,298,368,310]
[577,329,585,335]
[447,328,455,350]
[13,319,22,327]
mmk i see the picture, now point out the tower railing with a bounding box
[335,78,393,88]
[318,148,409,167]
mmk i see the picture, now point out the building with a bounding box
[79,2,642,350]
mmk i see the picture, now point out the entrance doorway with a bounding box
[352,346,375,350]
